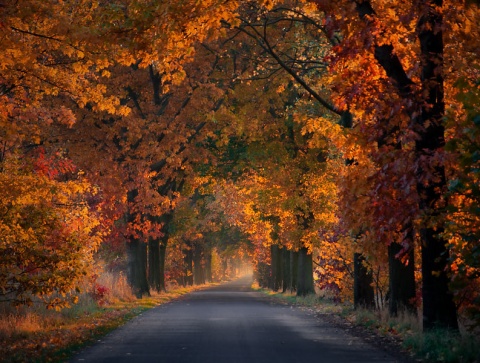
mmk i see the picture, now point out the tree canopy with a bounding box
[0,0,479,330]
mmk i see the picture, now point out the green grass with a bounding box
[403,328,480,363]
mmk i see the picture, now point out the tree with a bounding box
[3,1,478,330]
[308,0,480,329]
[0,0,127,307]
[0,153,103,308]
[445,74,480,328]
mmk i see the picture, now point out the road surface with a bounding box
[70,276,404,362]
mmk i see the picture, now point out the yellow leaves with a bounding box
[0,159,103,307]
[300,115,345,150]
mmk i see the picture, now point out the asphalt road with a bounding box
[70,276,402,363]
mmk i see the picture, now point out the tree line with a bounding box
[0,0,478,331]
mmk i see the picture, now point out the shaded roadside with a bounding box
[1,284,215,363]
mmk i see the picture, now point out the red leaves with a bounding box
[90,274,110,306]
[33,147,76,180]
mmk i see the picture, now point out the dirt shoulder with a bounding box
[257,290,418,363]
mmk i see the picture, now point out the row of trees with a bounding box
[0,0,246,306]
[0,0,478,331]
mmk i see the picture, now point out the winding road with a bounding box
[71,276,405,362]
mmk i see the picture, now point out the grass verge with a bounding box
[0,284,211,363]
[253,286,480,363]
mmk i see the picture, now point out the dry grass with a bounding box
[95,270,136,303]
[0,271,212,363]
[0,311,42,339]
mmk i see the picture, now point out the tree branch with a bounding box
[232,18,341,116]
[353,0,415,98]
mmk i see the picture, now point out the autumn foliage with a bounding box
[0,152,103,308]
[0,0,479,336]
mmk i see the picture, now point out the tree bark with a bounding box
[158,240,167,292]
[270,245,283,291]
[353,0,458,329]
[222,259,228,281]
[353,253,375,309]
[127,237,150,298]
[388,242,416,316]
[256,261,270,288]
[204,250,212,283]
[126,188,150,298]
[282,248,291,293]
[416,0,458,330]
[183,240,194,286]
[153,213,172,293]
[193,243,205,285]
[290,250,299,293]
[269,245,277,290]
[275,247,284,291]
[296,247,315,296]
[148,237,161,292]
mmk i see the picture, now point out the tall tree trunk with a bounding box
[127,237,150,298]
[296,247,314,296]
[388,241,416,316]
[270,245,283,291]
[204,250,212,283]
[158,240,167,292]
[290,250,299,293]
[282,248,291,293]
[193,243,205,285]
[373,116,417,315]
[126,189,150,297]
[222,259,228,281]
[275,247,284,291]
[416,0,457,330]
[354,253,375,309]
[349,0,458,329]
[148,238,161,292]
[256,261,269,288]
[155,213,172,293]
[183,240,193,286]
[269,245,277,290]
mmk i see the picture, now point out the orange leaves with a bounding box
[121,0,243,85]
[315,225,355,301]
[0,159,103,308]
